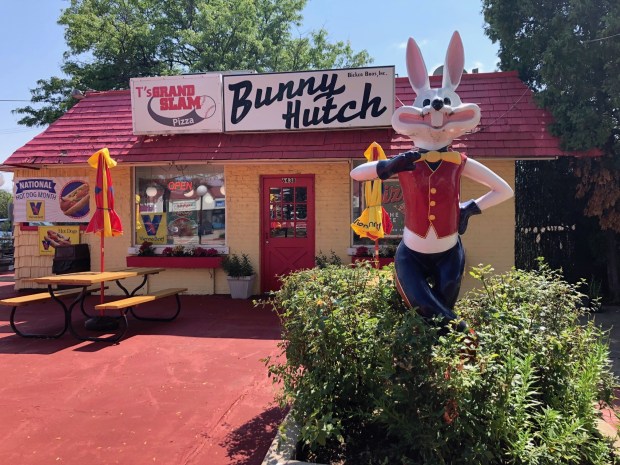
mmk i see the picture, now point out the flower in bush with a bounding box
[171,245,186,256]
[157,245,221,258]
[137,241,156,256]
[192,247,219,257]
[354,246,371,257]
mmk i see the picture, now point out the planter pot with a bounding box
[351,256,394,268]
[126,256,223,268]
[227,274,256,299]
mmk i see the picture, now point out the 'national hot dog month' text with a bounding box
[13,177,91,223]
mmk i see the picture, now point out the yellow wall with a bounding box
[460,159,516,293]
[12,159,514,296]
[224,162,352,294]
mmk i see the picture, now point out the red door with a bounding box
[261,175,315,292]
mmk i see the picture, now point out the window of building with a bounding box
[134,165,225,247]
[351,160,403,247]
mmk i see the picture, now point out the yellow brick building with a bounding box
[3,71,566,297]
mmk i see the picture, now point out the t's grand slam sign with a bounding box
[131,74,223,135]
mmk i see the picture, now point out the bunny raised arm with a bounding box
[351,31,513,333]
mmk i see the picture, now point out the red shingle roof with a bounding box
[3,71,598,167]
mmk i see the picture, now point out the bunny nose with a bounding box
[431,99,444,111]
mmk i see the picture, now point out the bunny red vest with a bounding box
[397,153,467,238]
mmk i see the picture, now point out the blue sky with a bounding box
[0,0,499,190]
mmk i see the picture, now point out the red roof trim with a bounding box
[3,71,599,167]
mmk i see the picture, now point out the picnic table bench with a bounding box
[0,286,105,339]
[1,267,187,343]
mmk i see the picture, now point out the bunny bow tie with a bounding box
[417,151,462,165]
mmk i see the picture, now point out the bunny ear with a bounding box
[406,37,430,93]
[442,31,465,90]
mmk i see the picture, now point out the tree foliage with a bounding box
[14,0,372,127]
[0,191,12,221]
[482,0,620,232]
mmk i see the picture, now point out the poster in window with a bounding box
[137,213,168,245]
[381,182,404,237]
[14,178,91,223]
[167,210,199,240]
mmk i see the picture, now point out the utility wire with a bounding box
[582,32,620,43]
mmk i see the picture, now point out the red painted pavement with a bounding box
[0,276,286,465]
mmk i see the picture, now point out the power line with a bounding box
[0,99,32,102]
[582,32,620,43]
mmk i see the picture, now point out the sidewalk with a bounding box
[588,305,620,379]
[0,276,285,465]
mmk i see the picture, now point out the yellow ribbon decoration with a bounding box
[87,147,117,169]
[363,141,388,162]
[351,179,385,239]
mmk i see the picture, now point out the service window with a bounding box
[134,165,225,246]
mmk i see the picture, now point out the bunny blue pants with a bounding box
[394,238,466,331]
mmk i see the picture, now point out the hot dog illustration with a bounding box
[46,230,72,247]
[60,182,90,217]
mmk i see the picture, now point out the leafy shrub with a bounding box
[315,250,343,268]
[265,262,617,464]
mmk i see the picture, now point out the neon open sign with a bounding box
[168,181,193,191]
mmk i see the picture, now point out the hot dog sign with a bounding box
[13,177,91,223]
[38,226,80,255]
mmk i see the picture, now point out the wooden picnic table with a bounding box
[2,267,185,343]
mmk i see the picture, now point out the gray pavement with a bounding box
[586,305,620,379]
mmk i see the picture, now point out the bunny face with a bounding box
[391,31,480,151]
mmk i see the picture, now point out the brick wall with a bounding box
[225,162,351,294]
[460,159,516,293]
[12,159,514,296]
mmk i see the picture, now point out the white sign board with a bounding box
[223,66,394,132]
[14,177,91,223]
[130,74,223,135]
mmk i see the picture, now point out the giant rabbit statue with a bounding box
[351,31,513,332]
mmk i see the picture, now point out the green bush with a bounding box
[222,253,254,277]
[265,262,618,464]
[315,250,343,268]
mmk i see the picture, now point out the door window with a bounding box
[269,186,308,238]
